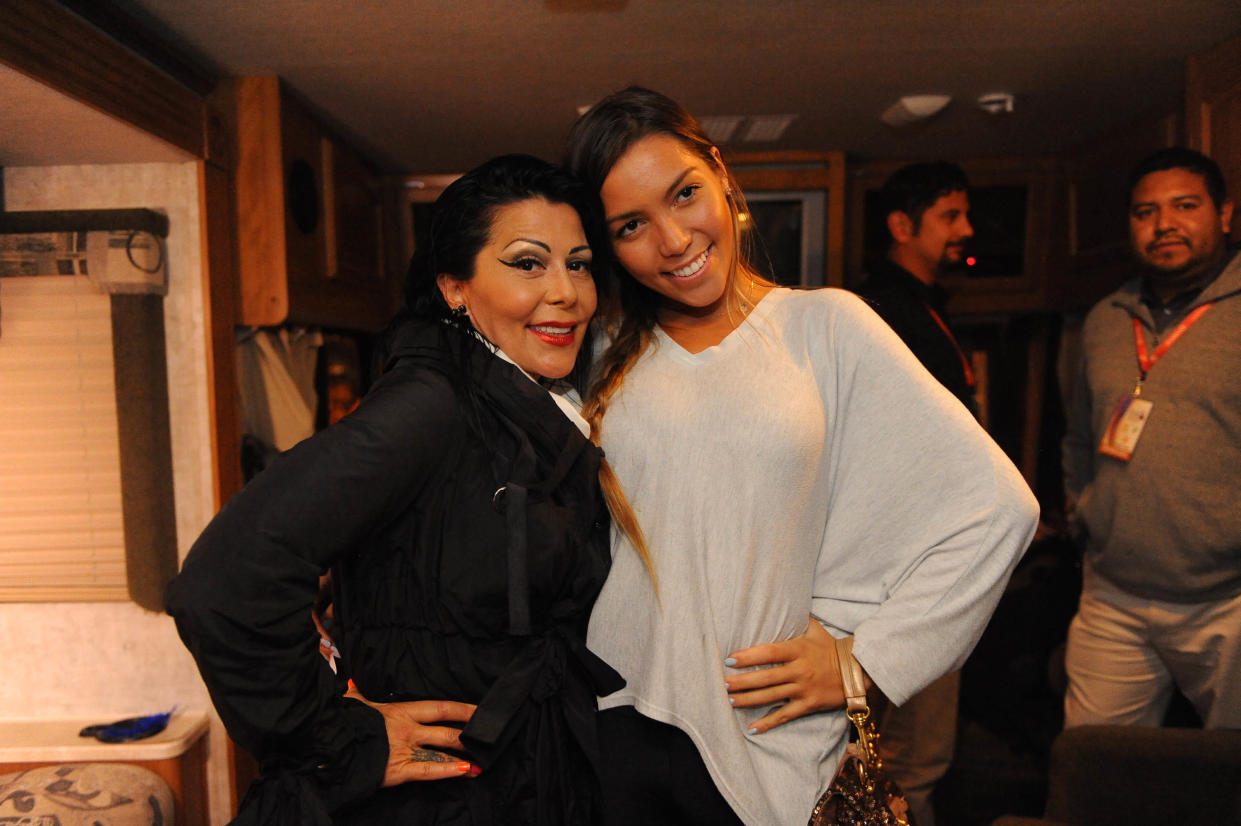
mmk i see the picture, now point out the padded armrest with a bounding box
[1042,726,1241,826]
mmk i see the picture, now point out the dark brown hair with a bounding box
[564,87,768,583]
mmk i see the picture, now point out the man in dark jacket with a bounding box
[852,161,978,826]
[856,162,977,417]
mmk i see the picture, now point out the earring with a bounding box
[452,304,468,319]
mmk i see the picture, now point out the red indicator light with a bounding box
[966,256,977,266]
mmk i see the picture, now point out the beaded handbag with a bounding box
[808,636,914,826]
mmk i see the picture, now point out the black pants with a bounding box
[598,706,746,826]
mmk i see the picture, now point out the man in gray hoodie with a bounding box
[1062,147,1241,729]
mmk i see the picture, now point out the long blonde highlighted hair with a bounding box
[565,87,769,585]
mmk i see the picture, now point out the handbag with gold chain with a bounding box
[808,635,914,826]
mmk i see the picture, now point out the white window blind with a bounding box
[0,274,128,600]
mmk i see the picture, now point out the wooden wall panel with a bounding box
[280,88,329,301]
[1187,32,1241,243]
[1057,109,1180,312]
[332,141,384,284]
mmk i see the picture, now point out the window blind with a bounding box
[0,274,128,600]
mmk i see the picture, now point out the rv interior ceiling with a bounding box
[48,0,1241,172]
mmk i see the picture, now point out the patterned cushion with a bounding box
[0,762,173,825]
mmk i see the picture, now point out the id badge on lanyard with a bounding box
[1098,303,1212,461]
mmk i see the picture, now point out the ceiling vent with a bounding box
[741,114,797,142]
[696,114,797,144]
[698,115,745,144]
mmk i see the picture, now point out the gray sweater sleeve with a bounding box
[808,293,1039,706]
[1062,329,1098,503]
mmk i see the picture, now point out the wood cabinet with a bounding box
[726,151,847,288]
[1187,32,1241,245]
[229,76,395,330]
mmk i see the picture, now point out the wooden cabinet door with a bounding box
[1187,33,1241,244]
[232,77,396,330]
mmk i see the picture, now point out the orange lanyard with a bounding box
[924,305,975,387]
[1131,302,1212,390]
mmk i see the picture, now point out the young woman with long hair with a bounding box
[565,87,1040,826]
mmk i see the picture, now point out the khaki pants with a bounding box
[877,670,960,826]
[1064,563,1241,729]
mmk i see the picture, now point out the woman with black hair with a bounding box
[168,154,634,825]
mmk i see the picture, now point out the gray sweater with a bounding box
[1063,251,1241,602]
[589,288,1038,825]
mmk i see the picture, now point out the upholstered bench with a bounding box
[0,713,209,826]
[0,762,174,825]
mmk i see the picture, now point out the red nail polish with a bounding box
[456,762,471,773]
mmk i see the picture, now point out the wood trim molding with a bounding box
[0,0,206,157]
[726,150,848,287]
[53,0,216,96]
[200,160,245,505]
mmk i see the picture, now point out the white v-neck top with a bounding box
[587,287,1038,825]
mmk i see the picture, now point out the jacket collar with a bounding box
[867,257,949,310]
[385,317,592,471]
[1112,249,1241,323]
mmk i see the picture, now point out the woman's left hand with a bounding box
[345,683,480,785]
[724,617,862,734]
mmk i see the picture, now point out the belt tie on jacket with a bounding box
[461,614,623,768]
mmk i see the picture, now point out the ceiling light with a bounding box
[880,95,952,127]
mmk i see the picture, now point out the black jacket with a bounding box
[167,319,620,826]
[854,259,978,417]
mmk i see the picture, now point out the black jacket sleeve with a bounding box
[167,367,464,814]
